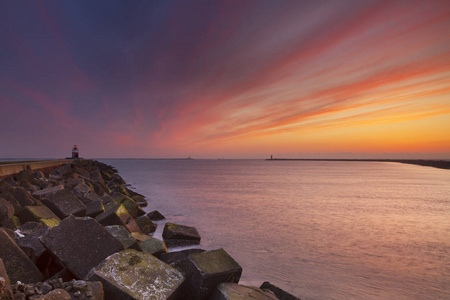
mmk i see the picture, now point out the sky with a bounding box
[1,0,449,159]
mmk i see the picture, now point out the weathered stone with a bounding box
[40,215,123,279]
[211,282,278,300]
[32,185,64,198]
[260,282,300,300]
[85,200,104,218]
[163,222,201,248]
[180,248,242,300]
[85,249,184,300]
[12,187,38,207]
[159,248,206,266]
[0,258,13,300]
[53,164,73,177]
[18,206,61,227]
[37,288,71,300]
[110,193,144,219]
[105,226,141,251]
[18,221,43,235]
[130,232,152,242]
[42,189,87,219]
[147,210,165,221]
[72,183,96,204]
[95,204,139,233]
[139,238,167,257]
[90,170,105,187]
[135,215,157,235]
[16,226,49,264]
[1,216,21,230]
[0,228,44,283]
[65,177,84,190]
[0,198,14,224]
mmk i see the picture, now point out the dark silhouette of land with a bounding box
[266,158,450,170]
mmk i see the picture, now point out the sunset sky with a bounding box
[1,0,449,159]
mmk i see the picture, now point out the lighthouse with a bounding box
[72,145,79,158]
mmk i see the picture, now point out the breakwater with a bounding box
[0,159,298,299]
[266,158,450,170]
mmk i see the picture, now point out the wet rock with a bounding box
[179,248,242,300]
[0,197,14,224]
[0,258,14,300]
[85,200,104,218]
[105,225,141,251]
[18,206,60,227]
[85,249,184,300]
[0,228,44,283]
[42,190,87,219]
[162,222,201,248]
[260,282,300,300]
[138,238,167,257]
[40,215,123,279]
[159,248,206,266]
[135,215,157,235]
[147,210,165,221]
[211,282,278,300]
[32,185,64,198]
[95,204,139,233]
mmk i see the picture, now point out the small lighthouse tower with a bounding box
[72,145,79,158]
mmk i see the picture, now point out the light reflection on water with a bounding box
[100,159,450,299]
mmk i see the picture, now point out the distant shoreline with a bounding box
[265,159,450,170]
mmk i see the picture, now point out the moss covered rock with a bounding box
[85,249,184,300]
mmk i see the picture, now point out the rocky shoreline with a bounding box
[0,159,299,300]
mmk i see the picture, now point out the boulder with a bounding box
[40,215,124,279]
[0,258,13,300]
[162,222,201,248]
[139,238,167,257]
[85,200,105,218]
[159,248,206,266]
[65,177,84,190]
[260,282,300,300]
[211,282,278,300]
[85,249,184,300]
[179,248,242,300]
[16,225,49,265]
[135,215,157,235]
[110,192,144,219]
[32,185,65,198]
[105,226,141,251]
[12,187,38,207]
[147,210,165,221]
[0,198,14,224]
[95,204,139,233]
[72,183,96,204]
[0,228,44,283]
[42,189,87,219]
[18,206,61,227]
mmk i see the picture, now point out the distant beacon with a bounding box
[72,145,79,158]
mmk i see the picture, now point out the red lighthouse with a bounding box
[72,145,79,158]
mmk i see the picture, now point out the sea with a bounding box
[4,158,448,299]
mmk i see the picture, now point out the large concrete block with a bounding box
[135,215,157,234]
[0,228,44,284]
[105,225,141,251]
[85,249,184,300]
[40,215,124,279]
[0,258,13,300]
[18,206,60,227]
[211,282,278,300]
[139,238,167,257]
[32,185,65,198]
[163,222,201,248]
[42,189,87,219]
[85,200,105,218]
[16,225,49,264]
[180,248,242,300]
[95,204,139,233]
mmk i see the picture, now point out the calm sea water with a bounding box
[99,159,450,299]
